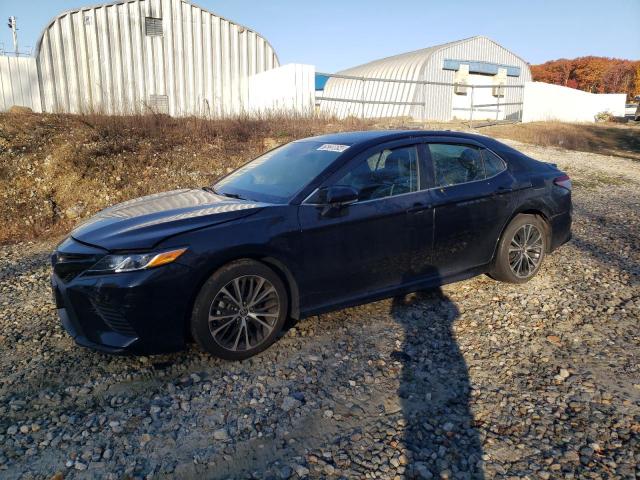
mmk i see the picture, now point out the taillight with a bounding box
[554,174,572,191]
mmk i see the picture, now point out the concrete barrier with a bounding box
[522,81,626,123]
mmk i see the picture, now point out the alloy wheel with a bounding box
[208,275,280,352]
[508,224,544,278]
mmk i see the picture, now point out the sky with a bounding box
[1,0,638,72]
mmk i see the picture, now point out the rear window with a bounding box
[429,144,484,187]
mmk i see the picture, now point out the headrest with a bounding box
[385,150,412,170]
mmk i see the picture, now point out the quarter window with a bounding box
[333,145,419,201]
[429,144,484,187]
[482,149,507,177]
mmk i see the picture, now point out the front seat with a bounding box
[379,150,413,195]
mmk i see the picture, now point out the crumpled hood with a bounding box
[71,189,266,250]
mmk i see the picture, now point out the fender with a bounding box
[490,194,555,262]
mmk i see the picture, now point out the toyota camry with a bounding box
[51,130,572,360]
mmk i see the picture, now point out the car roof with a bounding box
[300,129,493,146]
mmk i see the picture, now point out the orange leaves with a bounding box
[532,57,640,100]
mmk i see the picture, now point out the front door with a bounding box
[296,143,434,311]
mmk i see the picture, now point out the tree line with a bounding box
[531,57,639,100]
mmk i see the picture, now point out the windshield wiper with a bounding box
[219,192,245,200]
[202,186,247,200]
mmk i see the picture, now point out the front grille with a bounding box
[52,251,103,283]
[90,298,137,337]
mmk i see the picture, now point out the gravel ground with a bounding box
[0,142,638,480]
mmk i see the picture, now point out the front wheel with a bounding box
[190,260,288,360]
[489,214,547,284]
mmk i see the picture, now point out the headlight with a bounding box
[87,248,187,274]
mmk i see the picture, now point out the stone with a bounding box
[294,464,310,477]
[414,462,433,479]
[281,396,301,412]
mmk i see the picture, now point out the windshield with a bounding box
[213,140,350,203]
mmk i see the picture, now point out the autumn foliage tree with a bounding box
[531,57,640,100]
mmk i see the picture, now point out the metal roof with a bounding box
[33,0,279,116]
[336,36,528,81]
[33,0,279,64]
[320,36,532,121]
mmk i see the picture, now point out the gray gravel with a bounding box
[1,143,639,479]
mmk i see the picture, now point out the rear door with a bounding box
[296,140,434,310]
[426,139,518,275]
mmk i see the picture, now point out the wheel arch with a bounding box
[182,251,301,341]
[492,206,553,264]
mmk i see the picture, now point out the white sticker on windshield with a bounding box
[317,143,350,153]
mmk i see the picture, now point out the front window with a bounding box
[332,145,419,201]
[213,141,349,203]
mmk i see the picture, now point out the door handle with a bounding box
[406,203,432,214]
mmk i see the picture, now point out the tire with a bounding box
[489,214,547,284]
[190,259,288,360]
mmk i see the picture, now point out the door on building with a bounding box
[451,73,505,121]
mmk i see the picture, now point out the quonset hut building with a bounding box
[319,36,532,121]
[0,0,279,115]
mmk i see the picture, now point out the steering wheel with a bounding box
[367,181,395,199]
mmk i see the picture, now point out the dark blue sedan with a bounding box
[51,130,572,360]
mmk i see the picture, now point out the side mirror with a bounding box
[314,186,358,217]
[324,186,358,206]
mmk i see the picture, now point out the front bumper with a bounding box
[52,262,195,355]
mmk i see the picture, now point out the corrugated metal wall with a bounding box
[35,0,279,116]
[320,36,531,121]
[319,47,432,119]
[423,36,531,121]
[0,56,42,112]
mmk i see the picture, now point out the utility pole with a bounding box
[7,16,18,55]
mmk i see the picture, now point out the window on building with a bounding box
[145,17,163,36]
[148,94,169,114]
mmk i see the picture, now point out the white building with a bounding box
[319,36,532,122]
[0,0,279,115]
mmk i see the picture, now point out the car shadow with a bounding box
[390,288,484,479]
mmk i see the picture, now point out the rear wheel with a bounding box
[191,260,288,360]
[489,214,547,284]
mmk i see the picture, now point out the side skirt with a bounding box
[299,264,489,319]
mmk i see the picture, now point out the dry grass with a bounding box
[479,121,640,161]
[1,113,638,245]
[0,112,373,244]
